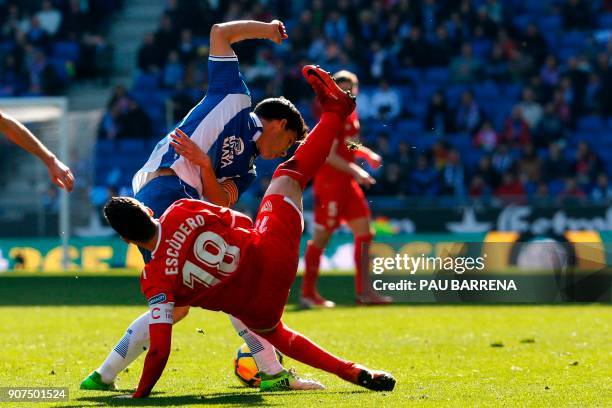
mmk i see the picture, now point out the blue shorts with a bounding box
[134,175,199,262]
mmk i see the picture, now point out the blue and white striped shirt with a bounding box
[132,55,261,199]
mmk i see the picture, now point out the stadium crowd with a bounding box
[15,0,612,206]
[0,0,119,96]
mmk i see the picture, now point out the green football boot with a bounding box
[80,371,116,391]
[260,368,324,391]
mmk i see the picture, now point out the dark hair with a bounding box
[103,197,157,242]
[253,97,308,141]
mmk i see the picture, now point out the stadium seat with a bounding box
[95,139,115,155]
[48,58,70,82]
[548,179,565,195]
[561,31,587,50]
[538,15,562,33]
[577,116,605,133]
[392,67,421,84]
[52,41,80,62]
[132,72,160,91]
[118,139,146,154]
[598,13,612,29]
[424,67,450,84]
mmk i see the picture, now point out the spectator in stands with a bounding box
[542,142,571,181]
[468,174,491,199]
[399,26,429,68]
[473,5,499,39]
[429,25,454,66]
[558,177,587,205]
[371,80,401,121]
[515,87,543,129]
[36,0,62,37]
[450,43,482,83]
[495,171,525,203]
[590,173,612,203]
[473,120,498,152]
[536,103,566,148]
[163,50,183,89]
[532,182,551,205]
[540,55,561,90]
[26,16,50,49]
[474,155,501,189]
[502,106,531,147]
[491,143,514,174]
[425,90,454,135]
[177,29,196,64]
[484,0,503,24]
[154,14,178,63]
[517,144,541,183]
[396,141,413,176]
[440,149,465,196]
[522,23,548,66]
[373,162,405,197]
[60,0,90,38]
[455,90,483,134]
[409,154,439,196]
[485,43,509,82]
[507,49,534,83]
[574,141,603,186]
[562,0,593,30]
[116,99,152,139]
[431,140,450,169]
[0,55,28,95]
[584,73,602,114]
[138,33,163,72]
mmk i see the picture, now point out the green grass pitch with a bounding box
[0,273,610,407]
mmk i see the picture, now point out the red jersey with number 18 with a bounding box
[140,198,255,312]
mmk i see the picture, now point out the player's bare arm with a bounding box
[170,129,235,207]
[326,141,375,187]
[210,19,287,56]
[0,111,74,191]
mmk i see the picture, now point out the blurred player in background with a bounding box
[82,19,322,392]
[301,71,391,307]
[103,66,395,397]
[0,111,74,191]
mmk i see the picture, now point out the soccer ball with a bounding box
[233,343,283,388]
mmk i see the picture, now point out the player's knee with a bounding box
[173,306,190,322]
[312,228,331,248]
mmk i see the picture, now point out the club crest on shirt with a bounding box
[221,136,245,168]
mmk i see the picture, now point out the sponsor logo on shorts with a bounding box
[148,293,167,305]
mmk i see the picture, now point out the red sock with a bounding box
[354,234,373,296]
[258,321,357,382]
[302,241,323,297]
[273,112,343,189]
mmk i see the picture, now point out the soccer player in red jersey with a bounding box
[301,70,392,307]
[104,66,395,398]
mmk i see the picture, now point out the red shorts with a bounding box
[313,179,370,231]
[232,194,303,330]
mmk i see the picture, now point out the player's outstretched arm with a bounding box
[326,140,376,187]
[210,19,287,56]
[132,322,172,398]
[0,111,74,191]
[355,145,382,169]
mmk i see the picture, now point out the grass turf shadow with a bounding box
[0,275,357,306]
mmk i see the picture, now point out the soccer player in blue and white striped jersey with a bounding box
[81,19,322,392]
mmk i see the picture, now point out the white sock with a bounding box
[228,315,284,375]
[97,311,150,384]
